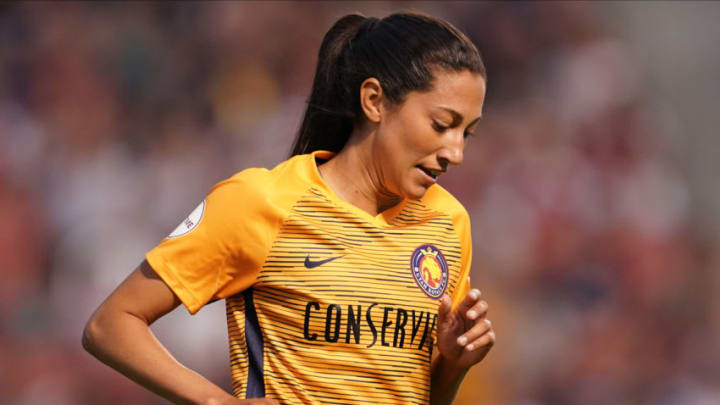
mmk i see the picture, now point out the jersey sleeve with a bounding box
[450,209,472,309]
[146,169,280,314]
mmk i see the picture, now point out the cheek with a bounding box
[395,117,432,153]
[377,107,433,168]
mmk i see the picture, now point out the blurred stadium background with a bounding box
[1,2,719,404]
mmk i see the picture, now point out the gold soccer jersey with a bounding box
[146,151,472,404]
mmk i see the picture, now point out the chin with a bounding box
[403,184,430,201]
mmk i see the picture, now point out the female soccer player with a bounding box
[83,12,495,405]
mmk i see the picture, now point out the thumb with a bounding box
[437,294,452,327]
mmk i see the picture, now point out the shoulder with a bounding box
[202,154,318,224]
[214,167,272,202]
[217,167,271,192]
[214,154,312,204]
[420,184,470,226]
[420,184,471,253]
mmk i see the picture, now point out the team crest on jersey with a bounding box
[410,244,449,299]
[168,200,205,238]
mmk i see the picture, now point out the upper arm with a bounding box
[93,260,181,326]
[145,172,283,314]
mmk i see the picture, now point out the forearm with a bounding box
[83,309,234,405]
[429,353,469,405]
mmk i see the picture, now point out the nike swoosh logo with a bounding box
[304,255,342,269]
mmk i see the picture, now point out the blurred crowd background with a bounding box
[1,2,719,404]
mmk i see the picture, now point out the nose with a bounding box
[437,131,464,168]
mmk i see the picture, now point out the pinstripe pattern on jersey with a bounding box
[226,297,249,397]
[226,187,464,404]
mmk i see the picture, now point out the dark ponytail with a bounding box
[290,12,485,157]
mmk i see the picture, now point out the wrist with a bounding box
[433,353,470,379]
[430,353,470,405]
[201,393,236,405]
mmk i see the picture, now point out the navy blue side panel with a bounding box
[243,288,265,398]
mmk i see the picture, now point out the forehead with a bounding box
[407,70,486,117]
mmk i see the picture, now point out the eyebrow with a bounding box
[435,106,482,126]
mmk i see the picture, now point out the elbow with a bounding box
[82,312,104,356]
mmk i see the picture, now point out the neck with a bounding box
[318,131,401,216]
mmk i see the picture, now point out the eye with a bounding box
[464,124,479,138]
[432,121,449,133]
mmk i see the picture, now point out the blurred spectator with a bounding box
[1,2,718,404]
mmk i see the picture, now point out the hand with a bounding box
[436,289,495,370]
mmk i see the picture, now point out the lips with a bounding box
[416,165,444,180]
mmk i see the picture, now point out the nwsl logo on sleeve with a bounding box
[410,244,449,299]
[168,200,205,238]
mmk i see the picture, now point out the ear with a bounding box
[359,78,384,124]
